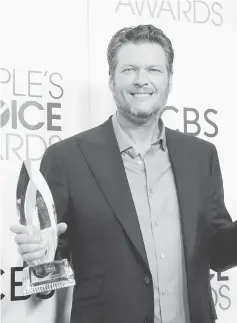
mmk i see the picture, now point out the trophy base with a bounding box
[22,259,76,295]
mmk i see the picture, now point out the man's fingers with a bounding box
[10,224,29,234]
[57,222,67,236]
[11,222,67,244]
[22,249,47,262]
[15,232,42,244]
[17,243,46,255]
[11,224,41,237]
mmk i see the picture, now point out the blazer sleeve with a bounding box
[209,145,237,271]
[40,144,71,262]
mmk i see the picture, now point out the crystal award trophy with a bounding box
[16,159,75,295]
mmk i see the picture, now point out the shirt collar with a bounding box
[112,113,167,156]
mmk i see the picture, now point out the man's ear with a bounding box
[109,76,114,92]
[168,75,173,93]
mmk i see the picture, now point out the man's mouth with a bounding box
[129,92,153,97]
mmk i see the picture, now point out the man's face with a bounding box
[109,42,172,122]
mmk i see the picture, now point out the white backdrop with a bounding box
[1,0,237,322]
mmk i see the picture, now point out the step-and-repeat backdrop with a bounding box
[1,1,236,322]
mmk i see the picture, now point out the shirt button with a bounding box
[137,160,142,165]
[144,275,151,285]
[160,254,165,259]
[149,188,153,194]
[161,289,168,295]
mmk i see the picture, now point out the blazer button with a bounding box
[144,275,150,285]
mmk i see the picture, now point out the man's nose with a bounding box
[133,69,149,86]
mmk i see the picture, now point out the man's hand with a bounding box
[10,223,67,264]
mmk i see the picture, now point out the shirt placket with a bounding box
[146,147,177,323]
[144,149,164,322]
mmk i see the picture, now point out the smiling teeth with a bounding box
[133,93,151,97]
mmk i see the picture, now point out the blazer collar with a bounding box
[165,128,201,259]
[76,116,149,269]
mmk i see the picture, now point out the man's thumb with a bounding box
[57,222,67,236]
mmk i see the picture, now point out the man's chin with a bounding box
[116,102,163,123]
[129,106,160,120]
[126,109,157,124]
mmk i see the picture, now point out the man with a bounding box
[11,25,237,323]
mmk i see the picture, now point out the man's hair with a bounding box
[107,24,174,78]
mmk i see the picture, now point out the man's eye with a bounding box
[123,68,135,72]
[149,68,160,72]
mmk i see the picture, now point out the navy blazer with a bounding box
[40,116,237,323]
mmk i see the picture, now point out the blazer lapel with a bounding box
[165,128,200,260]
[76,117,149,269]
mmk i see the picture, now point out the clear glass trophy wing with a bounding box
[16,159,75,295]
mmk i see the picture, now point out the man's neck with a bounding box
[116,111,160,150]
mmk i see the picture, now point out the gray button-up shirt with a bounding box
[112,113,190,323]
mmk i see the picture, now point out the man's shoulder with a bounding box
[166,127,215,153]
[44,121,106,156]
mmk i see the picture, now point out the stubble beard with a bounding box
[113,87,169,124]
